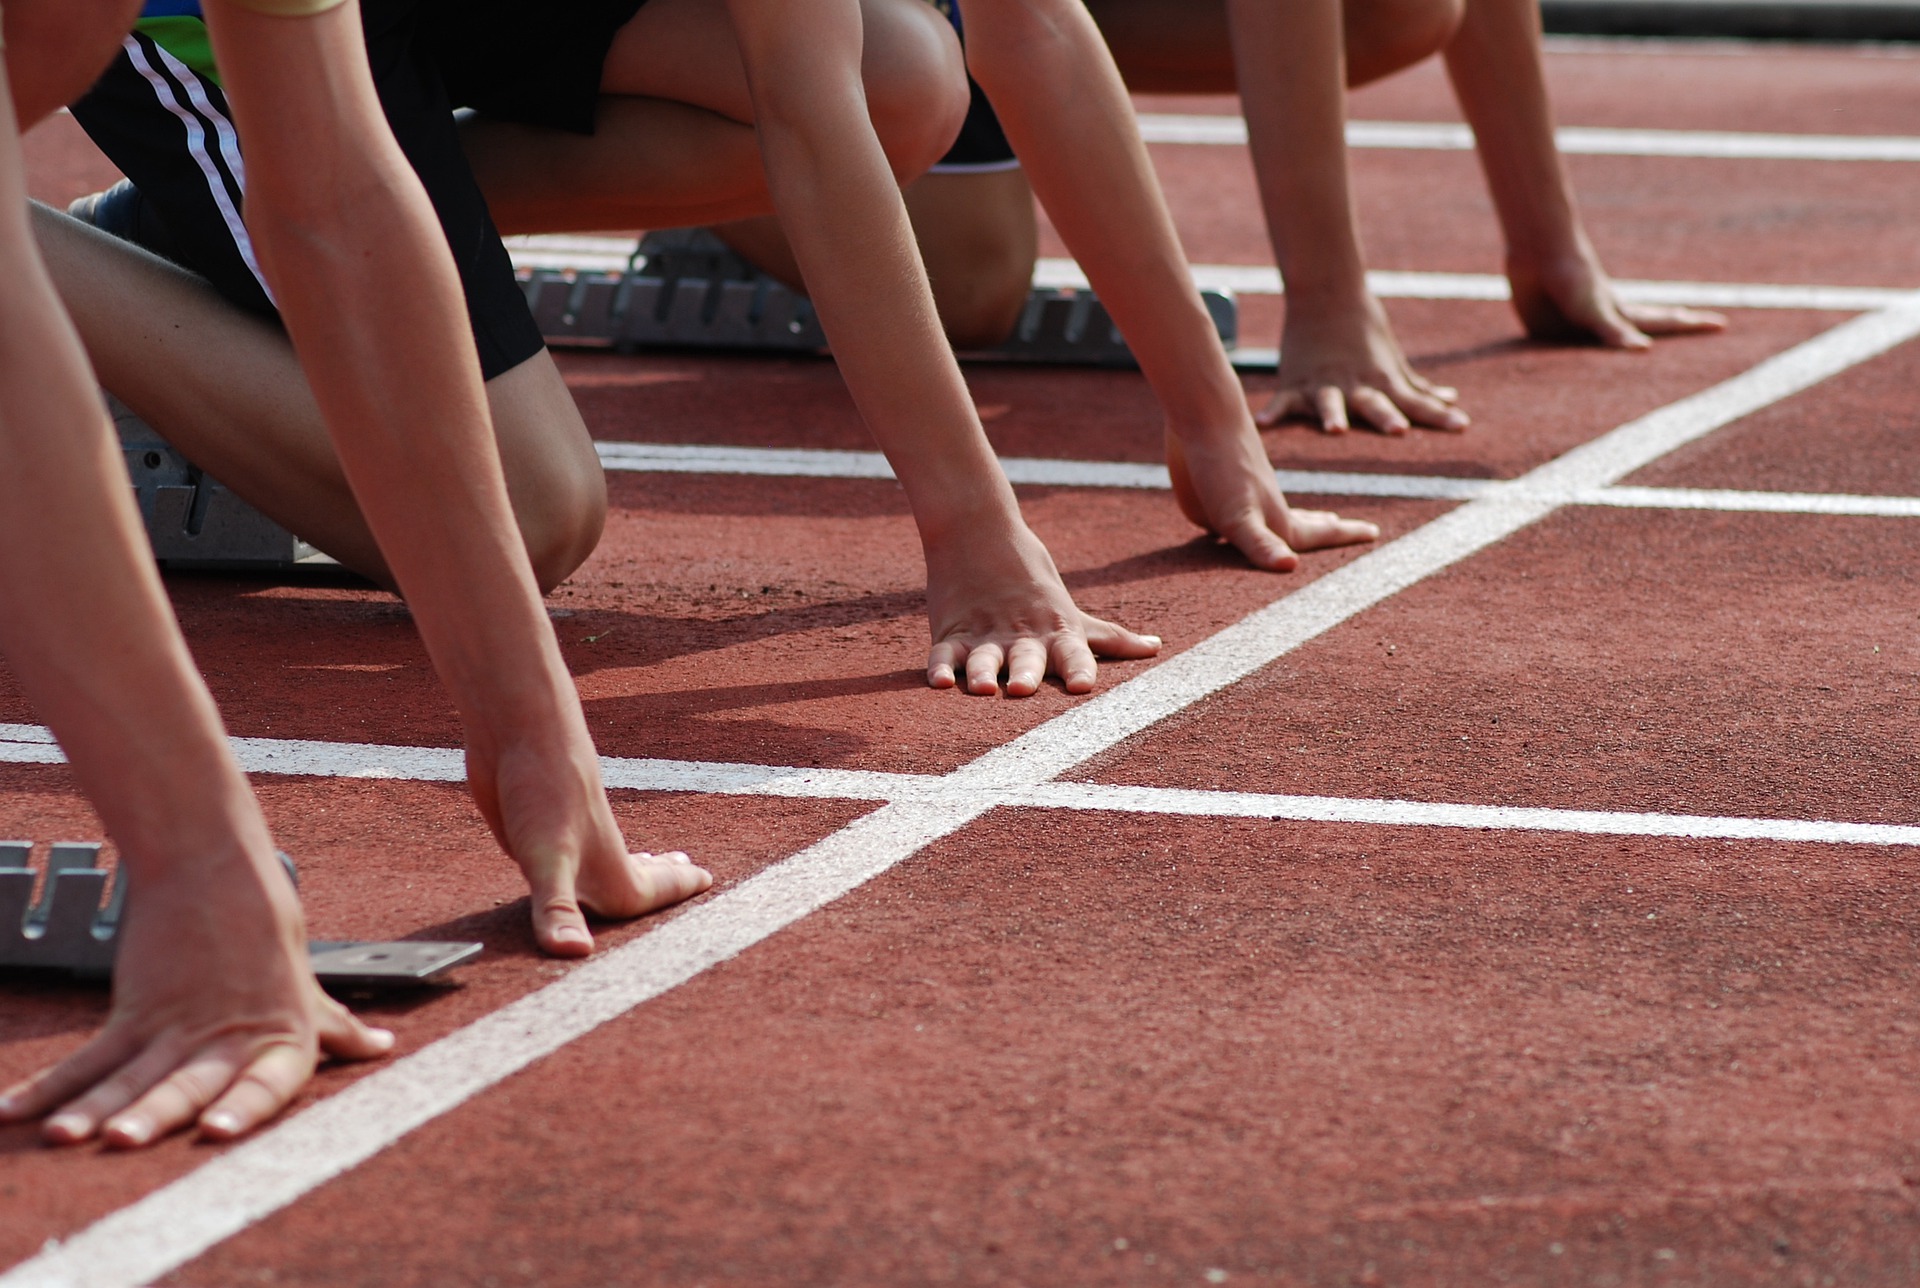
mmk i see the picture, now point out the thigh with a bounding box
[597,0,753,124]
[1084,0,1234,93]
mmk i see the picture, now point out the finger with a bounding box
[316,996,396,1065]
[43,1035,205,1146]
[1392,384,1471,433]
[1050,632,1100,695]
[1621,303,1728,337]
[1217,510,1299,573]
[0,1026,143,1124]
[1254,387,1313,428]
[926,639,963,690]
[1410,371,1459,402]
[529,866,594,958]
[104,1043,267,1149]
[1312,386,1350,434]
[196,1042,319,1143]
[624,853,715,912]
[1284,507,1381,553]
[1081,615,1162,662]
[1589,304,1652,351]
[1003,638,1049,698]
[1347,386,1411,436]
[965,642,1005,696]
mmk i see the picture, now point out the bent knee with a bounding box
[1345,0,1464,85]
[861,0,971,180]
[519,455,607,593]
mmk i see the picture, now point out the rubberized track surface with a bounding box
[7,37,1920,1287]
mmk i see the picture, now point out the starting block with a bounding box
[0,842,482,987]
[521,229,1239,368]
[112,395,321,572]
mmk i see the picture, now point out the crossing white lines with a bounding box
[6,294,1919,1288]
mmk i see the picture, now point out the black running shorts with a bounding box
[70,0,546,381]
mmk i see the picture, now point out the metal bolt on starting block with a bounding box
[111,394,324,572]
[521,229,1240,368]
[0,842,482,987]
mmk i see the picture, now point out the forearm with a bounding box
[0,243,264,873]
[207,3,574,738]
[961,0,1245,435]
[1442,0,1583,263]
[735,1,1022,545]
[1227,0,1369,307]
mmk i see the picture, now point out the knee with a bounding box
[861,0,971,181]
[518,448,606,593]
[1345,0,1464,85]
[936,260,1030,350]
[4,0,145,124]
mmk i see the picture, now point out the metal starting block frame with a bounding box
[112,395,320,572]
[0,841,482,986]
[521,231,1239,367]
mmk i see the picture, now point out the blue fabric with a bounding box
[140,1,204,17]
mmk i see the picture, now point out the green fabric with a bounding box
[134,16,221,87]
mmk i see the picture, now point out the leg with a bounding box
[33,204,605,591]
[466,0,967,234]
[707,167,1037,349]
[1086,0,1463,92]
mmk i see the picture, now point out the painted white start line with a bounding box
[505,236,1908,315]
[0,725,1913,849]
[8,296,1920,1288]
[591,442,1920,520]
[1137,113,1920,164]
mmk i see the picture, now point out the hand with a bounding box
[1258,289,1469,435]
[0,848,393,1147]
[924,522,1160,696]
[1508,243,1726,350]
[467,737,714,958]
[1167,423,1380,571]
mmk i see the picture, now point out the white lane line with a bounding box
[1011,783,1920,847]
[6,731,1910,848]
[505,237,1903,313]
[10,300,1920,1288]
[8,729,1912,845]
[595,441,1920,518]
[1137,113,1920,163]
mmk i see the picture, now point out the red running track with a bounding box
[4,37,1920,1288]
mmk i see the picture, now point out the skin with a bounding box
[706,0,1381,572]
[0,0,391,1150]
[8,0,716,1150]
[864,0,1726,436]
[465,0,1167,695]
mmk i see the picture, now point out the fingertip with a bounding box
[1005,673,1041,698]
[199,1109,245,1141]
[1141,634,1162,652]
[101,1115,153,1150]
[927,666,956,690]
[539,921,594,958]
[43,1112,92,1146]
[1062,669,1097,695]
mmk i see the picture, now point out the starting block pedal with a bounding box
[112,395,322,572]
[0,842,481,987]
[521,229,1240,368]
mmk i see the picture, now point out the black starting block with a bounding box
[520,229,1238,367]
[112,395,321,572]
[0,842,481,987]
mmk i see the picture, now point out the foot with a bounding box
[466,736,712,957]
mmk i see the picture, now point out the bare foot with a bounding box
[466,738,712,957]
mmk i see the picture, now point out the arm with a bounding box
[726,0,1157,694]
[0,19,388,1149]
[1442,0,1724,346]
[204,0,707,955]
[1226,0,1467,434]
[954,0,1378,564]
